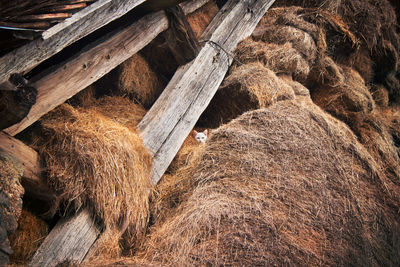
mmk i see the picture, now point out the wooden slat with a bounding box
[0,0,146,86]
[4,11,169,136]
[16,13,73,22]
[180,0,210,14]
[30,209,100,267]
[0,132,54,201]
[138,0,276,183]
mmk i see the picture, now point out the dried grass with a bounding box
[311,66,374,129]
[135,100,400,266]
[9,209,49,265]
[235,39,311,82]
[0,150,24,265]
[33,96,152,257]
[116,54,164,109]
[186,1,219,38]
[199,62,295,128]
[371,84,390,108]
[253,25,317,64]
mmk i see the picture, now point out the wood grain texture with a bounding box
[29,209,100,267]
[0,0,145,85]
[0,132,54,201]
[138,0,276,184]
[4,11,169,136]
[180,0,211,14]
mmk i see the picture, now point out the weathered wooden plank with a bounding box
[164,5,200,65]
[138,0,276,184]
[0,132,54,202]
[4,11,169,136]
[29,209,100,267]
[0,74,37,130]
[0,0,146,85]
[180,0,211,14]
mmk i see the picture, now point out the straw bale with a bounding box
[114,54,164,109]
[336,48,374,83]
[354,111,400,182]
[34,98,152,254]
[308,56,344,88]
[186,1,219,38]
[138,100,400,266]
[384,72,400,104]
[199,62,295,128]
[311,66,374,130]
[84,96,147,132]
[235,39,311,82]
[371,84,390,108]
[253,25,317,64]
[0,150,24,265]
[9,209,49,265]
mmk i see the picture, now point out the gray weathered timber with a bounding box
[0,132,54,202]
[138,0,276,184]
[29,209,100,267]
[0,0,145,85]
[4,11,169,136]
[180,0,210,14]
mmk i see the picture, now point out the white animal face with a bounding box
[193,129,208,144]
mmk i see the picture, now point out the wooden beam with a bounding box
[164,5,200,65]
[138,0,276,183]
[0,74,37,131]
[4,11,169,136]
[0,132,55,202]
[180,0,211,14]
[0,0,146,85]
[30,209,100,267]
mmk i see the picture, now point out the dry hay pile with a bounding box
[8,209,49,265]
[199,62,296,127]
[186,1,219,38]
[34,96,152,256]
[273,0,400,102]
[90,54,163,109]
[109,100,400,266]
[0,150,24,265]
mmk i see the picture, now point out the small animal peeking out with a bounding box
[192,129,208,144]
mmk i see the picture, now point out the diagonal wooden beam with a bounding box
[0,0,146,86]
[4,10,168,136]
[0,132,55,203]
[138,0,277,184]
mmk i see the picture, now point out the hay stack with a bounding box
[186,1,219,38]
[311,66,375,129]
[272,0,400,102]
[136,100,400,266]
[9,209,49,265]
[34,96,152,255]
[235,39,311,82]
[115,54,163,109]
[0,150,24,265]
[91,54,163,109]
[198,62,295,128]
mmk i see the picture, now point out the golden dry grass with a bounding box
[9,209,48,265]
[116,54,164,109]
[33,96,152,257]
[187,1,219,38]
[133,100,400,266]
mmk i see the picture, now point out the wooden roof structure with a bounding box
[0,0,276,265]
